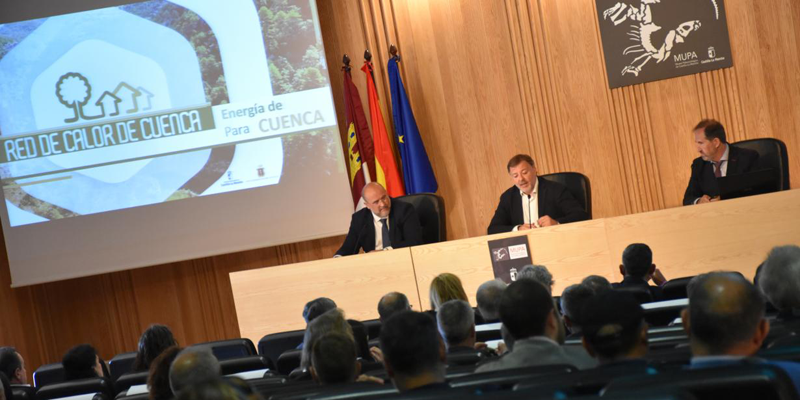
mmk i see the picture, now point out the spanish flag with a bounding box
[361,60,405,198]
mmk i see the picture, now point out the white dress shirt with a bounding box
[372,211,390,251]
[512,177,539,231]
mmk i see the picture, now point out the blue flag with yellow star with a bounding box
[387,57,438,194]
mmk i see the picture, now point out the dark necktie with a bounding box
[713,161,722,178]
[381,219,391,249]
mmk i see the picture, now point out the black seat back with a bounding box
[108,351,137,382]
[258,330,305,368]
[362,319,381,340]
[662,277,694,301]
[732,138,790,190]
[219,355,270,376]
[35,377,115,400]
[190,338,257,361]
[33,363,66,389]
[539,172,592,219]
[114,371,149,396]
[614,286,654,304]
[394,193,446,244]
[276,349,302,376]
[10,384,35,400]
[448,364,574,390]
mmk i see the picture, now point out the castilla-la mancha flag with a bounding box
[361,60,405,198]
[342,65,376,207]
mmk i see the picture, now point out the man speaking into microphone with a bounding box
[335,182,423,256]
[487,154,588,234]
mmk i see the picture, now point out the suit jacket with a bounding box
[612,276,664,302]
[335,199,422,256]
[682,145,760,205]
[487,178,589,234]
[475,336,598,373]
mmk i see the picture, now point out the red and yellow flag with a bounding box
[342,64,375,207]
[361,60,405,197]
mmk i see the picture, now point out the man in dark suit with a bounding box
[683,119,760,205]
[487,154,588,234]
[335,182,422,256]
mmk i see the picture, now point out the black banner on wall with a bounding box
[596,0,733,89]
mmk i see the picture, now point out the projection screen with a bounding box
[0,0,354,286]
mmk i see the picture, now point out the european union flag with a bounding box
[387,57,438,194]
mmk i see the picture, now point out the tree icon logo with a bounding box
[56,72,102,123]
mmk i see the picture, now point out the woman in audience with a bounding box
[62,344,104,381]
[133,324,178,372]
[147,346,182,400]
[429,273,468,311]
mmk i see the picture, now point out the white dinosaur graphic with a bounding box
[603,0,705,76]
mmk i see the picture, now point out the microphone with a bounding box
[527,193,533,229]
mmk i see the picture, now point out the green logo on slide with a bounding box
[56,72,154,123]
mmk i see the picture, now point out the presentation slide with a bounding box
[0,0,354,286]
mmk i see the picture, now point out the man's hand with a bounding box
[697,195,712,204]
[357,374,385,384]
[538,216,559,227]
[369,346,384,363]
[474,342,488,350]
[651,267,667,286]
[709,196,721,202]
[496,342,508,354]
[517,224,535,231]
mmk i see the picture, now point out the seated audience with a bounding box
[297,297,338,349]
[517,265,554,293]
[436,300,496,361]
[560,284,596,338]
[0,347,26,384]
[310,333,360,385]
[429,273,469,311]
[300,308,354,374]
[0,372,11,400]
[169,348,221,396]
[476,279,597,372]
[683,272,800,392]
[613,243,666,301]
[582,275,612,293]
[133,324,178,372]
[758,245,800,320]
[62,344,104,381]
[378,292,411,323]
[380,311,447,392]
[580,291,649,365]
[148,346,182,400]
[476,279,506,323]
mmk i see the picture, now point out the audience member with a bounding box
[476,279,597,372]
[0,347,26,384]
[613,243,666,301]
[133,324,178,372]
[560,284,596,338]
[758,245,800,319]
[580,291,648,365]
[429,273,468,311]
[476,280,506,323]
[300,308,354,372]
[582,275,612,293]
[380,311,447,392]
[517,265,554,293]
[436,300,476,352]
[0,372,11,400]
[175,378,249,400]
[310,333,359,385]
[62,344,104,381]
[378,292,411,323]
[169,348,221,396]
[297,297,338,350]
[683,272,800,392]
[147,346,182,400]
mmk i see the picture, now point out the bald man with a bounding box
[335,183,422,256]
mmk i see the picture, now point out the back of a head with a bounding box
[148,346,182,400]
[476,280,506,322]
[758,245,800,311]
[436,300,474,349]
[621,243,652,279]
[303,298,337,324]
[62,344,99,381]
[499,279,554,340]
[429,273,468,311]
[580,291,645,362]
[380,311,442,377]
[687,272,765,355]
[169,348,221,396]
[517,265,553,293]
[134,324,177,372]
[301,308,353,369]
[175,378,249,400]
[582,275,612,293]
[311,333,358,385]
[560,284,596,325]
[378,292,410,322]
[0,348,20,384]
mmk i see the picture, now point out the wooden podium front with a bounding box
[231,190,800,344]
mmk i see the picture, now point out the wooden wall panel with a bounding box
[2,0,800,381]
